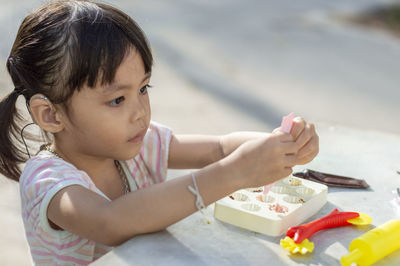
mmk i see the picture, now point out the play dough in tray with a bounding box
[213,176,328,236]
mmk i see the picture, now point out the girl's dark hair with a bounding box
[0,0,153,181]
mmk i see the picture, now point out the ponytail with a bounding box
[0,90,28,181]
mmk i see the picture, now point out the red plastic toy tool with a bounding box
[286,208,359,243]
[281,209,372,254]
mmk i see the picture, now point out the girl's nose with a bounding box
[130,98,147,122]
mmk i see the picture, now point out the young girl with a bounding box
[0,0,318,265]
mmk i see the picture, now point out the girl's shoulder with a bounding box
[19,150,91,189]
[24,150,77,172]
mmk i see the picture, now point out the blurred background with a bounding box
[1,0,399,264]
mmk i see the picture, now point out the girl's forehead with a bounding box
[113,49,146,80]
[102,72,151,95]
[85,49,149,95]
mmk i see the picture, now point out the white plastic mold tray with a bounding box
[214,176,328,236]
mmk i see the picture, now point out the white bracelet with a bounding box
[188,172,206,212]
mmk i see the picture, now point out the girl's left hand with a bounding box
[290,117,319,165]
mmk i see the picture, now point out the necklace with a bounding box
[40,144,131,194]
[40,144,62,158]
[114,160,131,194]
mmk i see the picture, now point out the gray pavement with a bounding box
[1,0,400,265]
[123,0,400,133]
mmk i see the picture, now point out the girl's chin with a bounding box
[115,148,142,160]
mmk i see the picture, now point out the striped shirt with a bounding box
[19,121,172,265]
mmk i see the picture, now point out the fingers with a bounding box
[298,134,318,157]
[291,117,306,140]
[273,131,297,155]
[278,118,318,165]
[280,141,298,155]
[297,134,319,164]
[295,121,316,149]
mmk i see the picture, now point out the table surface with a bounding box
[92,124,400,266]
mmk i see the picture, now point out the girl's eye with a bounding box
[109,96,125,106]
[139,84,152,95]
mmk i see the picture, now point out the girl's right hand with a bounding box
[227,130,298,188]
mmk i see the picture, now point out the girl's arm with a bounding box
[48,160,241,247]
[168,117,318,169]
[168,132,270,169]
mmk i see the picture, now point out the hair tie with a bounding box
[13,87,24,96]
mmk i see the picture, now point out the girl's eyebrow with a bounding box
[141,72,152,83]
[102,72,152,94]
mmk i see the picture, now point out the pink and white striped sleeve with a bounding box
[19,156,100,264]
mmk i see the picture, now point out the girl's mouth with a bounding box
[128,130,146,143]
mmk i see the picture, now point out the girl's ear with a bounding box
[29,94,64,133]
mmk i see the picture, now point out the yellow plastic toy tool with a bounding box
[341,219,400,266]
[280,236,314,255]
[280,209,372,255]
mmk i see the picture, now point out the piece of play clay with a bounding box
[264,112,294,194]
[280,112,295,134]
[263,112,296,195]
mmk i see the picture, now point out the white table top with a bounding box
[92,124,400,266]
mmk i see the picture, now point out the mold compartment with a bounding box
[270,185,291,194]
[283,177,302,186]
[241,203,261,212]
[256,194,275,203]
[229,192,250,201]
[268,203,289,213]
[246,187,263,193]
[283,195,306,204]
[295,187,315,196]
